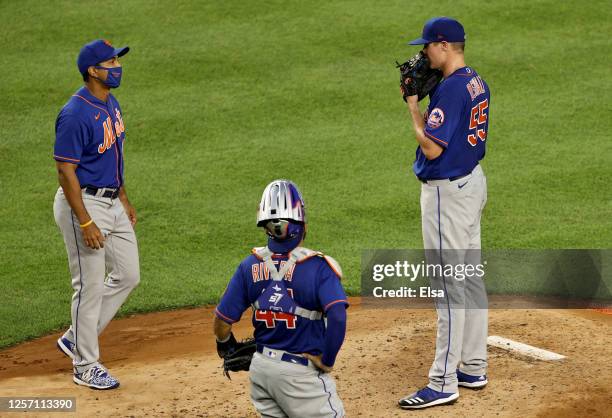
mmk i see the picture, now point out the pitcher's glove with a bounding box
[217,333,257,380]
[397,51,443,102]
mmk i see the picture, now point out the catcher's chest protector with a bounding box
[252,246,325,321]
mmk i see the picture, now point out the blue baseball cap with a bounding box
[408,17,465,45]
[77,39,129,74]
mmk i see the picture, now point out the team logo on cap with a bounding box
[103,40,112,46]
[427,108,445,129]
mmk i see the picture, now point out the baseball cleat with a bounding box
[457,369,488,388]
[73,365,120,390]
[56,336,76,360]
[398,387,459,409]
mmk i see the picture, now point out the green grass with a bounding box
[1,0,611,348]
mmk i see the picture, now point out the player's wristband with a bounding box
[79,219,94,228]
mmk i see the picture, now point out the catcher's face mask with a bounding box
[265,220,306,254]
[258,180,307,252]
[264,219,303,241]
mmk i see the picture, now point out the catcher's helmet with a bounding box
[257,180,306,240]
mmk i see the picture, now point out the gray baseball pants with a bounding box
[250,350,345,417]
[420,164,488,393]
[53,187,140,373]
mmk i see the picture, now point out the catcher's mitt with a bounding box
[221,338,256,380]
[396,51,443,102]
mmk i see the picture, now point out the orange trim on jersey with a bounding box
[73,94,111,118]
[113,134,120,186]
[215,308,238,324]
[424,131,449,146]
[73,94,120,143]
[324,299,348,311]
[54,154,80,163]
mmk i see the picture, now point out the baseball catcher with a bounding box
[213,179,348,417]
[397,51,443,102]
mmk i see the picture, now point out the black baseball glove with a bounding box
[217,333,257,380]
[397,51,443,102]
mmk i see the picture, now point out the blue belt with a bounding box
[256,344,309,367]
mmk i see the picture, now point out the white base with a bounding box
[487,335,566,361]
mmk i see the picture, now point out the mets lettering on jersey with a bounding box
[54,86,126,188]
[413,66,490,180]
[98,108,125,154]
[215,251,348,355]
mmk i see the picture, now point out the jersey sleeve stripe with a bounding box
[54,154,80,163]
[424,131,449,147]
[215,308,238,324]
[324,299,348,311]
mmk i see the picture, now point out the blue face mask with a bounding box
[94,65,122,88]
[267,223,305,254]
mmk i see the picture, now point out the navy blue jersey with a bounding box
[215,251,348,355]
[413,66,490,180]
[54,86,126,188]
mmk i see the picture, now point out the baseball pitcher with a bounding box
[397,17,490,409]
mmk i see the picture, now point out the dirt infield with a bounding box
[1,299,610,417]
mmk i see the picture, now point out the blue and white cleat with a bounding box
[56,336,76,360]
[457,369,488,389]
[398,387,459,409]
[73,365,120,390]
